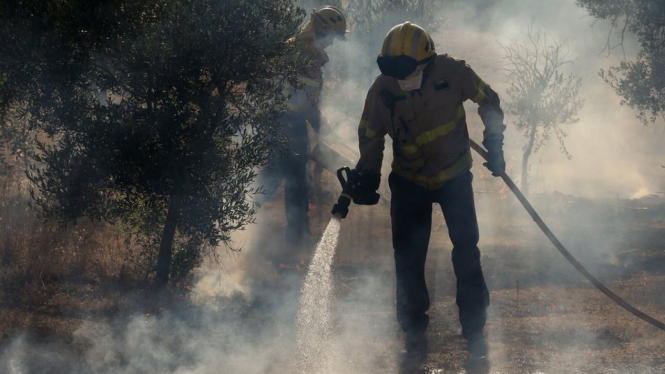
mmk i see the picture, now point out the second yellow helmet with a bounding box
[312,6,348,40]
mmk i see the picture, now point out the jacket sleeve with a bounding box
[459,63,506,143]
[356,84,387,175]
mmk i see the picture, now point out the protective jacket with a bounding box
[357,53,505,190]
[282,30,328,132]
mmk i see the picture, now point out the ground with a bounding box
[290,162,665,373]
[0,162,663,374]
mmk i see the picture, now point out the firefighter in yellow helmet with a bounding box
[341,22,506,351]
[256,6,347,264]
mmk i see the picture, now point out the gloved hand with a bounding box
[352,170,381,205]
[482,138,505,177]
[331,168,380,218]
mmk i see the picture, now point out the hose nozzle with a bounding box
[331,166,358,219]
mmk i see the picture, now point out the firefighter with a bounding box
[349,22,506,351]
[256,6,347,262]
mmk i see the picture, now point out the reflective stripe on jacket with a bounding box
[357,53,505,190]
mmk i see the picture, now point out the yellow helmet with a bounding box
[381,22,434,61]
[312,6,348,40]
[377,22,435,79]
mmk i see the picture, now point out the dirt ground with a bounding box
[1,162,664,374]
[291,163,665,374]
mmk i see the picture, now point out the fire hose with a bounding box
[469,139,665,332]
[326,138,664,331]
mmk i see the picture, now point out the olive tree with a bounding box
[2,0,304,288]
[577,0,665,125]
[502,26,585,194]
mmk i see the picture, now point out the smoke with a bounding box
[1,300,301,374]
[313,0,665,372]
[229,0,664,371]
[316,0,665,281]
[327,0,662,199]
[2,1,664,373]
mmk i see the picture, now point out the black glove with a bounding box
[482,138,505,177]
[352,170,381,205]
[331,168,380,218]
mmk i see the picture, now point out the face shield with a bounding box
[376,54,432,81]
[397,64,427,91]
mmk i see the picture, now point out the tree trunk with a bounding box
[154,194,180,289]
[521,127,537,195]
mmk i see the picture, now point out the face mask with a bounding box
[315,33,335,49]
[398,68,424,91]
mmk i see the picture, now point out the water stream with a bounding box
[296,216,342,374]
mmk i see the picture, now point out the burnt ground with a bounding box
[0,164,663,374]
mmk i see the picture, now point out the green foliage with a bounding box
[576,0,665,124]
[2,0,304,284]
[1,1,170,163]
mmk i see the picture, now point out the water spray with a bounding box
[297,164,382,373]
[295,167,354,373]
[469,139,665,332]
[296,215,341,374]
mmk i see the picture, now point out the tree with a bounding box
[576,0,665,125]
[502,26,585,194]
[2,0,304,288]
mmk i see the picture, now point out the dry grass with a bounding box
[0,169,152,346]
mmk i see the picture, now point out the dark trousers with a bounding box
[389,171,490,334]
[256,116,310,250]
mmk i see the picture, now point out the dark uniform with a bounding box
[356,52,505,338]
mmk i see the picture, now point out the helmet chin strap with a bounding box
[398,69,424,91]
